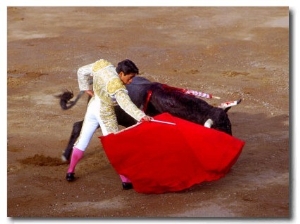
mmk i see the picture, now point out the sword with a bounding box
[150,118,176,125]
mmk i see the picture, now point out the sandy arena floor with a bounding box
[7,7,289,219]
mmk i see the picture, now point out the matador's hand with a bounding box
[85,90,94,97]
[140,115,152,122]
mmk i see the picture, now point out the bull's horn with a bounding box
[204,119,213,128]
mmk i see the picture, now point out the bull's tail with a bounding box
[56,90,85,110]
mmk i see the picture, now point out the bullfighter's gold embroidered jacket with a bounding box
[77,59,145,133]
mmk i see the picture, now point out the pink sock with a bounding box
[119,174,131,183]
[67,147,84,173]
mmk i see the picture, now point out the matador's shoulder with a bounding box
[107,78,126,95]
[92,59,112,72]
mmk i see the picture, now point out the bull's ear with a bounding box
[224,107,231,113]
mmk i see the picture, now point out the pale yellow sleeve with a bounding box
[77,63,93,91]
[114,89,146,122]
[106,77,145,121]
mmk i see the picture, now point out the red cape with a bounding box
[100,113,245,194]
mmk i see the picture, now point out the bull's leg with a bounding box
[114,106,137,127]
[62,107,136,162]
[61,120,84,162]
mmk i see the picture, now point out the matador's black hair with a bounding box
[116,59,139,75]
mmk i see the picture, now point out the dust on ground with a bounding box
[7,7,289,218]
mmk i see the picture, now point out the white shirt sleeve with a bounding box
[77,63,94,91]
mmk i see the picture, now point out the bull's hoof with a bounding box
[122,182,133,190]
[61,150,71,163]
[66,173,75,182]
[61,154,68,162]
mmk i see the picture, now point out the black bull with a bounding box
[60,76,233,161]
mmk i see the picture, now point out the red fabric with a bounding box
[100,113,245,194]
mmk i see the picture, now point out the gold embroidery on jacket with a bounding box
[99,102,119,133]
[78,59,146,133]
[92,59,112,72]
[93,66,118,104]
[107,78,125,95]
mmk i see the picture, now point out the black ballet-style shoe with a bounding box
[66,173,75,182]
[122,182,133,190]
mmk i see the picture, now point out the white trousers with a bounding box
[74,96,109,151]
[73,96,131,182]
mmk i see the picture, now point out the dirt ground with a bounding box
[7,7,290,219]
